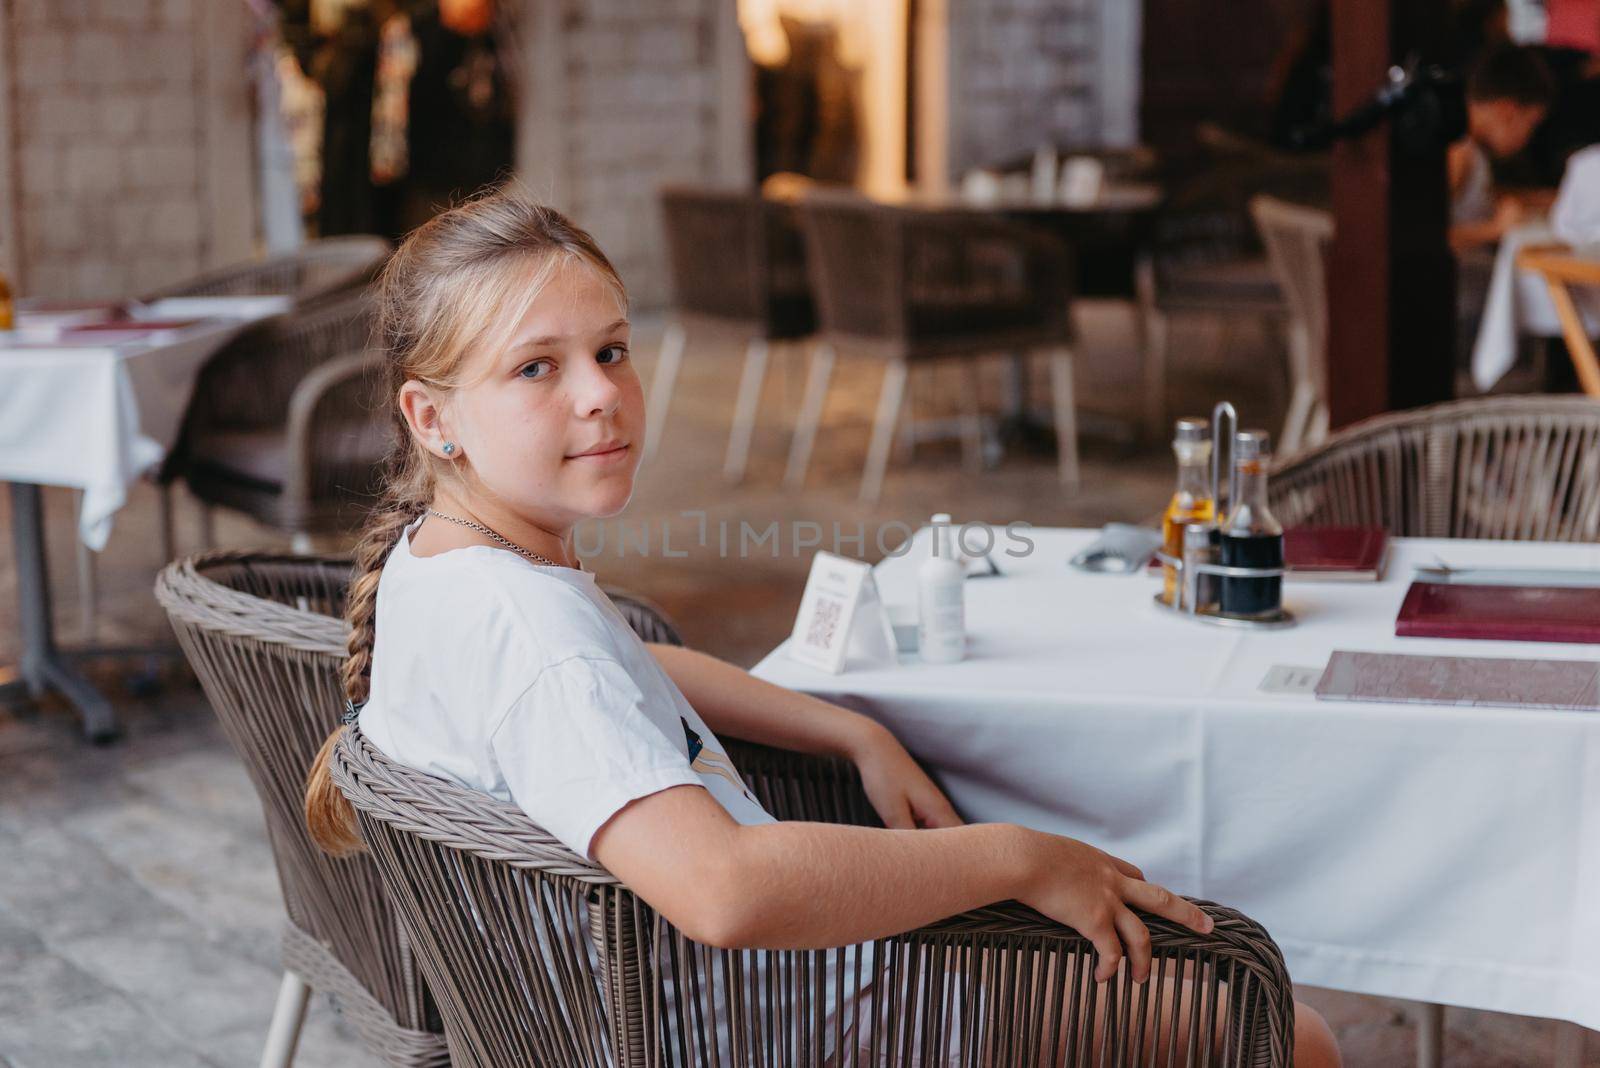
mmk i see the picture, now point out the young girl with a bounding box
[303,191,1339,1067]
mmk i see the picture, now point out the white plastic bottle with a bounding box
[917,514,966,663]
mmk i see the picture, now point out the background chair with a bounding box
[155,550,688,1067]
[333,722,1296,1067]
[1251,196,1335,455]
[167,291,392,552]
[652,186,816,480]
[1270,395,1600,540]
[140,235,392,304]
[790,195,1081,502]
[1516,244,1600,397]
[1137,148,1327,441]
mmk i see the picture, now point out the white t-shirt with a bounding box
[360,519,777,860]
[359,521,962,1065]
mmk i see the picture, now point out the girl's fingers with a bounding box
[1121,877,1214,935]
[1087,921,1124,984]
[1113,907,1153,984]
[1108,854,1145,881]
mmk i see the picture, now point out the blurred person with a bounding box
[1450,44,1556,251]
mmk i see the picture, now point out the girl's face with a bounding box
[425,261,643,531]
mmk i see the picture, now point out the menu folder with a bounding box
[1396,581,1600,645]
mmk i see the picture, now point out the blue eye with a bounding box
[598,344,629,365]
[518,360,552,380]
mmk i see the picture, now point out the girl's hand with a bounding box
[851,722,963,830]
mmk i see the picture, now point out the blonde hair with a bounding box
[305,190,626,856]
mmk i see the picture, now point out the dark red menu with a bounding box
[1396,582,1600,644]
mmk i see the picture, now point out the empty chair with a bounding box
[1251,196,1334,456]
[1270,395,1600,540]
[651,187,816,479]
[155,551,688,1067]
[332,723,1297,1067]
[790,195,1081,502]
[169,291,392,550]
[141,235,392,304]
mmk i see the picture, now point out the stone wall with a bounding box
[5,0,252,300]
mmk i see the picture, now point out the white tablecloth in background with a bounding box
[1469,220,1600,391]
[0,314,267,549]
[752,529,1600,1029]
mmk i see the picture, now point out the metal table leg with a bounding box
[6,482,118,743]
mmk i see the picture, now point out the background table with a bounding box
[753,529,1600,1034]
[0,300,286,739]
[1471,220,1600,392]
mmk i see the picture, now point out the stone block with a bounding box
[151,29,197,86]
[70,30,124,87]
[21,90,98,139]
[159,0,193,25]
[73,260,125,300]
[145,200,204,248]
[125,141,198,191]
[99,0,154,24]
[21,259,74,299]
[15,28,69,87]
[19,143,59,191]
[144,91,198,134]
[62,144,122,194]
[98,92,147,140]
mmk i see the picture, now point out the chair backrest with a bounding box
[658,186,815,336]
[1250,195,1333,359]
[799,194,1075,354]
[1270,395,1600,540]
[183,290,376,437]
[141,235,392,304]
[154,553,442,1055]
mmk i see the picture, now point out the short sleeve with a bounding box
[489,654,704,860]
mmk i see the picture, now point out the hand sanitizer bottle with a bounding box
[918,514,966,663]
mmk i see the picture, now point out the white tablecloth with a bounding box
[0,304,281,549]
[1469,220,1600,392]
[752,529,1600,1029]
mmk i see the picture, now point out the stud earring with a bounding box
[442,442,457,456]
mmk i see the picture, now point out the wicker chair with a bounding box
[140,236,391,304]
[789,194,1081,502]
[651,186,817,480]
[167,291,392,550]
[331,731,1296,1066]
[1251,196,1334,456]
[1270,395,1600,540]
[154,550,691,1067]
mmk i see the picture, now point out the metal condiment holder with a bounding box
[1152,401,1295,630]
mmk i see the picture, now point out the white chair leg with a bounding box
[643,319,686,461]
[723,336,771,482]
[259,970,311,1068]
[1136,257,1168,442]
[960,361,985,473]
[75,491,98,642]
[860,360,910,504]
[783,341,836,491]
[157,481,176,564]
[1555,1020,1586,1068]
[1048,347,1081,488]
[1415,1002,1443,1068]
[1279,320,1315,456]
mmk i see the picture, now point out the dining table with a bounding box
[752,527,1600,1062]
[0,296,290,740]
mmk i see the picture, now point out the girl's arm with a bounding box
[591,783,1212,983]
[647,643,877,762]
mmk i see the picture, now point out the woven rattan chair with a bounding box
[1251,196,1334,456]
[789,194,1081,502]
[154,551,688,1067]
[331,726,1295,1067]
[1270,395,1600,540]
[140,236,391,304]
[651,186,817,480]
[166,291,392,551]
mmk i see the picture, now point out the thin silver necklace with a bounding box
[427,509,564,568]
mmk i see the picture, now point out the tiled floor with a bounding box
[0,309,1589,1065]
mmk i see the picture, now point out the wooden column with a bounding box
[1327,0,1456,427]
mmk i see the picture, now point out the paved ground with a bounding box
[0,309,1589,1065]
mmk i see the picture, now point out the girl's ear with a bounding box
[398,380,458,461]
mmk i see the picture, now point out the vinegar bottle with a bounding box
[1161,418,1215,605]
[1218,429,1284,618]
[918,513,966,663]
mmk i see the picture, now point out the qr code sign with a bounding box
[805,596,843,649]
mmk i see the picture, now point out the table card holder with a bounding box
[1153,401,1296,629]
[788,551,899,674]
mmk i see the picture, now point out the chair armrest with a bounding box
[283,350,389,519]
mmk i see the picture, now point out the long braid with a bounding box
[301,187,628,856]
